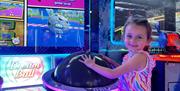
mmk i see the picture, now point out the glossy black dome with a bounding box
[53,52,118,88]
[0,76,3,89]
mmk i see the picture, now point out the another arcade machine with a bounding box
[100,0,180,91]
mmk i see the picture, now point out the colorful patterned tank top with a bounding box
[118,51,156,91]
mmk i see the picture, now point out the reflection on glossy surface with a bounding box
[54,52,117,87]
[0,76,3,89]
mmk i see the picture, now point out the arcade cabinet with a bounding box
[0,0,120,91]
[42,0,120,91]
[0,0,89,90]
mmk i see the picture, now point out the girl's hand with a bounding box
[79,55,96,68]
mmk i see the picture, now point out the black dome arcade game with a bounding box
[42,0,120,90]
[0,76,3,90]
[42,52,119,91]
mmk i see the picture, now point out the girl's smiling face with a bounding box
[124,24,150,53]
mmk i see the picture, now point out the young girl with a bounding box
[79,15,156,91]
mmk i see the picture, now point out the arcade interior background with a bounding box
[0,0,179,91]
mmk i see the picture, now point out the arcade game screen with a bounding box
[0,0,23,19]
[27,8,84,47]
[27,0,85,47]
[0,0,24,46]
[0,0,86,54]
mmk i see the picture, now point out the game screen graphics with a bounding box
[27,8,84,47]
[0,0,24,46]
[27,0,85,47]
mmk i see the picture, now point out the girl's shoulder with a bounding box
[136,50,156,72]
[123,50,156,71]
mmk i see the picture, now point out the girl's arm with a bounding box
[100,55,120,67]
[80,53,147,79]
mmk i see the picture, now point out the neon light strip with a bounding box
[24,0,27,46]
[0,54,70,57]
[99,48,128,52]
[110,0,125,46]
[153,54,180,62]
